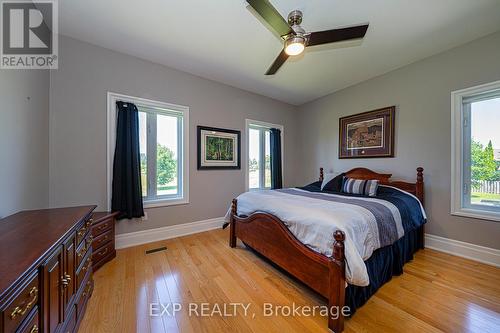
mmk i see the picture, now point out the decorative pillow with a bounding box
[342,177,379,197]
[322,173,345,192]
[321,173,341,190]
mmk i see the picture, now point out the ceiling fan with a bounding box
[246,0,369,75]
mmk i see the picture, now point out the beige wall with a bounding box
[297,32,500,249]
[0,70,50,217]
[49,37,300,235]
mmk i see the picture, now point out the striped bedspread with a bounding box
[226,186,426,286]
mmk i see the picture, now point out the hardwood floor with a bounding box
[78,229,500,333]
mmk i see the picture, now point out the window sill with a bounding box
[143,198,189,209]
[451,208,500,222]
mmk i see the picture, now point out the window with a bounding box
[107,93,189,209]
[246,119,283,190]
[451,81,500,221]
[138,106,183,202]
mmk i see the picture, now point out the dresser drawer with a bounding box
[92,228,113,251]
[89,212,117,272]
[76,217,93,246]
[91,218,112,238]
[76,234,92,270]
[76,253,92,295]
[1,272,39,333]
[76,278,92,321]
[17,307,39,333]
[92,242,114,264]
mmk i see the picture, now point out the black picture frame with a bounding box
[197,126,241,170]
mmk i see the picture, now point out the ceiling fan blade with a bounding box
[307,24,369,47]
[265,50,289,75]
[247,0,294,37]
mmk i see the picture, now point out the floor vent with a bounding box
[145,246,167,254]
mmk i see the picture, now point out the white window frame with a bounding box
[245,119,284,191]
[107,92,189,209]
[451,80,500,222]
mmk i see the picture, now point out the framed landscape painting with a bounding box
[197,126,241,169]
[339,106,395,158]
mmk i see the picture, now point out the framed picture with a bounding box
[197,126,241,169]
[339,106,395,158]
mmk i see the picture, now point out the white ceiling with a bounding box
[59,0,500,105]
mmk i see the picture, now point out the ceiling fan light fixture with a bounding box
[247,1,369,75]
[284,36,305,56]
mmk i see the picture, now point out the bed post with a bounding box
[229,199,237,248]
[328,230,346,333]
[320,167,324,182]
[416,167,424,205]
[416,167,425,249]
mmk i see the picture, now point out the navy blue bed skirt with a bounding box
[345,226,423,315]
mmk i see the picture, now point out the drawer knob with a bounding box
[61,275,70,288]
[78,245,88,257]
[78,228,86,237]
[83,258,92,271]
[97,223,108,231]
[82,281,92,297]
[9,286,38,320]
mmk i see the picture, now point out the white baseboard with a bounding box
[115,217,225,249]
[425,234,500,267]
[115,221,500,268]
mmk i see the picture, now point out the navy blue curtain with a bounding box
[111,101,144,219]
[270,128,282,189]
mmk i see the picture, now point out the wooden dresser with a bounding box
[90,212,118,272]
[0,206,96,333]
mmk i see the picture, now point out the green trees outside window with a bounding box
[471,139,500,186]
[157,144,177,186]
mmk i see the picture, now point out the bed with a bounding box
[228,167,425,333]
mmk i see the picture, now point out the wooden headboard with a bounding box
[319,167,424,205]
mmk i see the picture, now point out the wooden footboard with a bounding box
[229,199,346,333]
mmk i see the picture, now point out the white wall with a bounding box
[297,31,500,249]
[49,36,300,234]
[0,70,50,217]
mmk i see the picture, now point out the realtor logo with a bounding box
[1,0,58,68]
